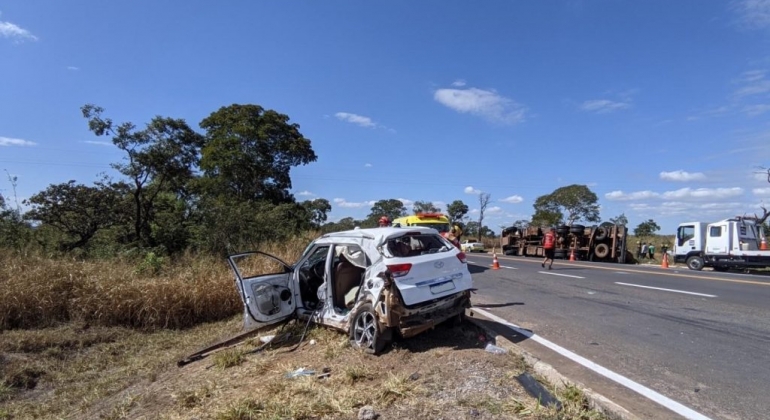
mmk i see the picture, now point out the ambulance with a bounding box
[392,212,452,234]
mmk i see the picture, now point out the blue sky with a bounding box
[2,1,770,233]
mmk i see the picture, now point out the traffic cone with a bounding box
[492,253,500,270]
[569,248,576,261]
[761,238,768,251]
[661,253,669,269]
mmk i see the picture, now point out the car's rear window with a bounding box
[386,234,452,258]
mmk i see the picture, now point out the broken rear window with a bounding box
[385,234,452,258]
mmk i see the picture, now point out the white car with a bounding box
[461,239,486,253]
[227,227,473,354]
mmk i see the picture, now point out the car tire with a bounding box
[595,227,608,241]
[554,249,567,259]
[349,303,388,355]
[686,256,704,271]
[594,243,610,259]
[556,225,569,235]
[569,224,585,235]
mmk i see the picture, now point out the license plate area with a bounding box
[430,280,455,294]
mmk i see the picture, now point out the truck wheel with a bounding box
[595,227,608,241]
[686,256,704,271]
[570,224,585,235]
[594,243,610,259]
[557,225,569,235]
[554,250,567,259]
[349,303,388,354]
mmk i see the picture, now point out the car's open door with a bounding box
[227,251,297,330]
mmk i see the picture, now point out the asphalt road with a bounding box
[464,252,770,420]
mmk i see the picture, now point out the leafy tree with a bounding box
[0,175,32,251]
[413,200,440,214]
[464,222,495,239]
[82,104,204,247]
[321,217,359,233]
[446,200,469,224]
[634,219,661,238]
[198,104,317,203]
[512,219,530,230]
[24,179,129,250]
[609,213,629,226]
[532,184,600,226]
[302,198,332,227]
[477,193,492,239]
[367,199,407,224]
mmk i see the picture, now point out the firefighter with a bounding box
[378,216,390,227]
[541,227,556,270]
[447,224,463,249]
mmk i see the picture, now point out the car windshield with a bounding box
[385,233,452,257]
[412,222,450,233]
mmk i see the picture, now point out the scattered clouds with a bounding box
[579,99,630,114]
[332,198,375,208]
[734,69,770,98]
[486,206,503,214]
[0,13,37,42]
[753,187,770,196]
[606,187,744,202]
[297,190,315,197]
[464,186,481,195]
[627,201,747,218]
[81,140,112,146]
[743,104,770,116]
[335,112,377,128]
[731,0,770,29]
[364,163,373,168]
[396,198,415,208]
[433,85,528,124]
[500,195,524,204]
[66,66,79,71]
[451,79,467,87]
[659,170,707,182]
[0,136,36,147]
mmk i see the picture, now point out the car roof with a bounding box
[320,226,439,241]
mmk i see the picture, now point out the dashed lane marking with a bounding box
[615,282,717,298]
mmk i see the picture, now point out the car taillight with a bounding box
[456,252,467,264]
[386,263,412,277]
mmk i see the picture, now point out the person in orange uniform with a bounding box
[541,227,556,270]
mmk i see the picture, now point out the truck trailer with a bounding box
[500,223,633,263]
[674,216,770,271]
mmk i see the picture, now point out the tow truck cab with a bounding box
[675,219,770,271]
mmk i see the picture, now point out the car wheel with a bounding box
[686,256,704,271]
[349,303,387,354]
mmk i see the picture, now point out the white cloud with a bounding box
[364,163,372,168]
[332,198,375,208]
[81,140,112,146]
[661,187,743,200]
[297,190,315,197]
[743,104,770,116]
[397,198,414,208]
[0,13,37,42]
[579,99,630,114]
[734,69,770,97]
[500,195,523,204]
[486,206,503,214]
[0,136,36,147]
[753,187,770,196]
[66,66,79,71]
[451,79,467,87]
[659,170,707,182]
[731,0,770,29]
[334,112,377,128]
[433,201,447,210]
[434,87,528,124]
[605,190,660,201]
[464,186,481,195]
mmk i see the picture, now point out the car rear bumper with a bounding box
[391,290,471,338]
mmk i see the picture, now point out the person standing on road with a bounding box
[641,242,648,260]
[648,243,655,260]
[541,227,556,270]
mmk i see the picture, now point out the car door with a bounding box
[227,251,297,330]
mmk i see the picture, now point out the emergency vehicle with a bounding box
[392,213,452,234]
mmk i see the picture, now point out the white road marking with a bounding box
[468,261,517,270]
[471,307,712,420]
[615,282,717,298]
[614,271,630,275]
[500,265,518,270]
[538,271,585,279]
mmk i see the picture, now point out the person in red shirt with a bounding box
[542,227,556,270]
[378,216,390,227]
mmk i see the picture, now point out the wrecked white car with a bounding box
[227,227,473,354]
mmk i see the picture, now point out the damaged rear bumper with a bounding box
[376,288,472,338]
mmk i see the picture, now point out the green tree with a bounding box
[512,219,530,230]
[634,219,661,238]
[321,217,359,233]
[198,104,317,203]
[302,198,332,227]
[413,200,440,214]
[82,104,204,247]
[609,213,629,226]
[532,184,600,226]
[24,179,129,250]
[367,199,407,224]
[446,200,469,224]
[1,175,32,251]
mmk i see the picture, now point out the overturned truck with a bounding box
[500,223,633,263]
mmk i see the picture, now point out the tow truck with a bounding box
[674,207,770,271]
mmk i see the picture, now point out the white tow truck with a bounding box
[674,214,770,271]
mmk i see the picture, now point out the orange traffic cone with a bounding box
[569,248,576,261]
[492,253,500,270]
[761,238,768,251]
[661,253,669,269]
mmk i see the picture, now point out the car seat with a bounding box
[334,252,364,309]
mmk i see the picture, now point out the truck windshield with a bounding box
[678,225,695,246]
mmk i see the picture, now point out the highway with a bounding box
[464,253,770,420]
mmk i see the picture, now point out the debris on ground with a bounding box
[484,342,508,354]
[358,405,378,420]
